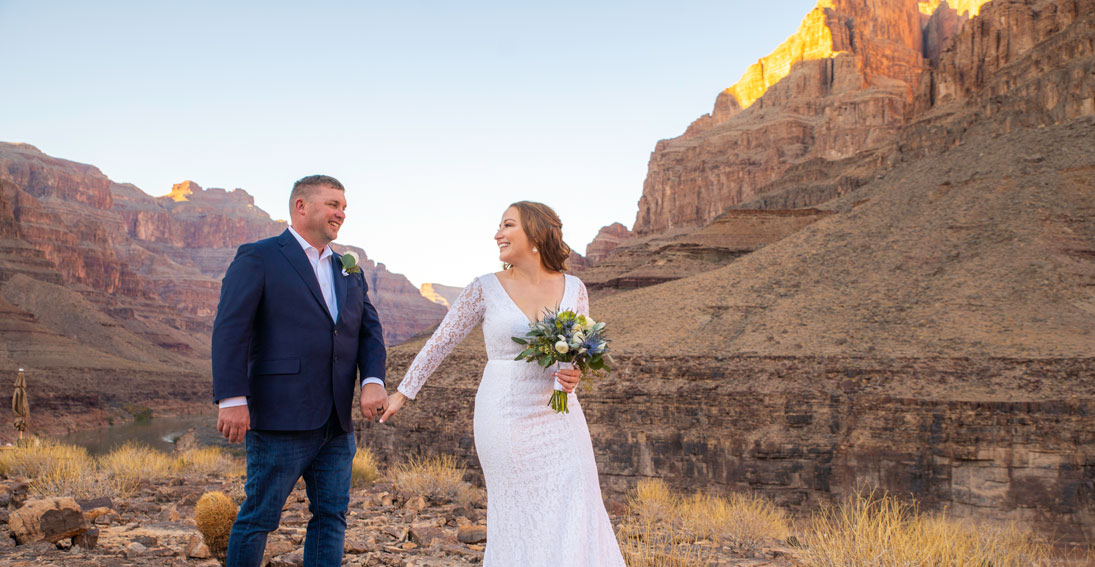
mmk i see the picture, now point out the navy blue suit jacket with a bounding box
[211,229,386,433]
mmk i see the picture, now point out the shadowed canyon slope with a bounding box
[0,144,445,434]
[370,0,1095,546]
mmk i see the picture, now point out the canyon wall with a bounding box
[0,144,446,436]
[633,0,999,236]
[366,349,1095,546]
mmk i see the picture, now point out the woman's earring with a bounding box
[532,247,538,253]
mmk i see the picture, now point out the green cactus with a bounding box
[195,491,237,564]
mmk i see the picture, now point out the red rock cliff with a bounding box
[0,143,447,356]
[633,0,995,235]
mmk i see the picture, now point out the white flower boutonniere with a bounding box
[340,252,361,276]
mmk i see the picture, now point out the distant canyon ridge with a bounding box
[0,145,447,435]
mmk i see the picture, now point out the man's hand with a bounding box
[217,405,250,444]
[360,383,388,421]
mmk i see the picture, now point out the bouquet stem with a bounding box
[549,362,572,414]
[549,390,569,414]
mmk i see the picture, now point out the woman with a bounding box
[380,201,626,566]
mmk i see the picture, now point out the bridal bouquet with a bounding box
[511,309,611,414]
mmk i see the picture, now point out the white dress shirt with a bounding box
[218,226,384,408]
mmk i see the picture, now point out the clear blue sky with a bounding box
[0,0,816,287]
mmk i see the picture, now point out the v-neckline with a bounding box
[491,272,568,325]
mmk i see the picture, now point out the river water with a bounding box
[61,413,239,455]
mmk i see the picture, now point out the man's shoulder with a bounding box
[241,231,288,253]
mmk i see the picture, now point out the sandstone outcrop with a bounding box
[633,0,999,236]
[580,209,833,291]
[583,223,632,266]
[420,283,463,308]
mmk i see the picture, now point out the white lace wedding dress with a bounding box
[397,272,626,567]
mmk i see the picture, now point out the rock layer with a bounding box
[371,348,1095,546]
[634,0,997,235]
[580,209,832,291]
[583,223,632,266]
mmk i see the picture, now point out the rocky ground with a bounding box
[0,471,793,567]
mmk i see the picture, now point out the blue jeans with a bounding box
[226,414,355,567]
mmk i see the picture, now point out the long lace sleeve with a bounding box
[397,277,485,399]
[575,277,589,318]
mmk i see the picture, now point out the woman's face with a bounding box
[495,206,534,265]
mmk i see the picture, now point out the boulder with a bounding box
[457,524,487,544]
[7,497,87,544]
[185,533,212,559]
[72,526,99,550]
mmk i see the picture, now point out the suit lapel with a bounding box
[276,230,332,321]
[331,254,348,325]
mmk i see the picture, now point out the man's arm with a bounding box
[357,277,387,420]
[212,244,264,442]
[356,276,386,381]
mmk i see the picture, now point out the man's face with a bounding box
[293,183,347,247]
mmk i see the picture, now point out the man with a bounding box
[212,174,388,567]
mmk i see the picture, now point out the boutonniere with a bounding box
[340,252,362,276]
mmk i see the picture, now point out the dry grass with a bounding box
[99,442,178,497]
[619,512,714,567]
[391,454,477,507]
[0,438,246,499]
[0,438,111,499]
[176,447,244,478]
[351,447,380,488]
[796,489,1051,567]
[678,491,791,551]
[620,478,793,566]
[619,478,714,567]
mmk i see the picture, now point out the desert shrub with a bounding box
[195,491,238,563]
[619,478,792,565]
[391,454,477,506]
[677,491,791,552]
[619,478,712,567]
[797,489,1050,567]
[351,447,380,488]
[0,437,111,499]
[98,441,177,496]
[176,447,244,477]
[123,404,153,424]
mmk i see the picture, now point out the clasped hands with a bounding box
[216,382,392,444]
[218,369,583,442]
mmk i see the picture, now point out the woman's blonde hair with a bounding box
[504,201,570,272]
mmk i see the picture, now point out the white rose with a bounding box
[348,251,360,263]
[555,340,570,354]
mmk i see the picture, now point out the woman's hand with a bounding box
[555,367,581,393]
[379,391,407,424]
